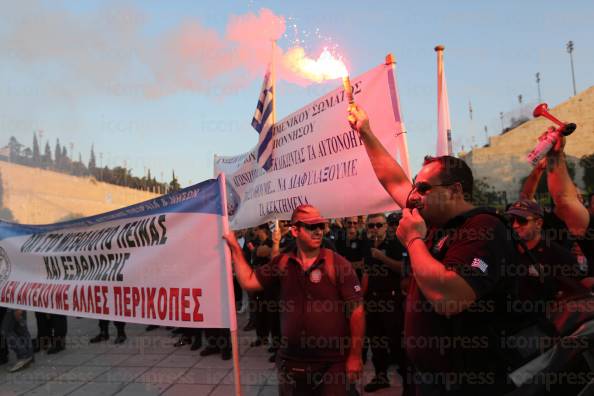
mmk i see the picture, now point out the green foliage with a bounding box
[0,170,14,221]
[2,137,168,194]
[169,170,181,192]
[0,208,14,222]
[472,178,507,209]
[580,153,594,192]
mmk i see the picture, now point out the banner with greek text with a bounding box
[215,62,407,230]
[0,175,235,329]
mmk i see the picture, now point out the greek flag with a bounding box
[251,67,274,171]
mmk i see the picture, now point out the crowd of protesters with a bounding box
[1,103,593,396]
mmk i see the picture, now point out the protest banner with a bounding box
[215,60,410,230]
[0,175,235,329]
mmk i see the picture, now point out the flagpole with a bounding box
[435,45,453,155]
[219,172,242,396]
[271,40,279,230]
[271,39,277,127]
[385,53,412,182]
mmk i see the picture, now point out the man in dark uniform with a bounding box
[335,216,364,281]
[506,199,584,301]
[224,204,365,395]
[349,104,520,395]
[251,224,273,347]
[361,213,405,392]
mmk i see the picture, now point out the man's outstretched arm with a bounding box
[348,104,412,208]
[520,158,546,200]
[546,134,589,236]
[223,232,264,292]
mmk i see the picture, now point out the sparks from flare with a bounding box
[284,47,348,83]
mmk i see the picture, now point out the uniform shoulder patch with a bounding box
[470,257,488,273]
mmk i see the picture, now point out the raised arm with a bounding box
[348,104,412,208]
[223,232,263,292]
[520,158,546,200]
[546,134,589,236]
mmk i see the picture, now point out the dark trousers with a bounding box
[98,320,125,335]
[256,291,281,346]
[269,309,281,350]
[181,328,202,346]
[365,294,405,376]
[255,293,270,340]
[35,312,67,349]
[277,359,355,396]
[204,328,231,354]
[233,276,243,311]
[0,307,7,359]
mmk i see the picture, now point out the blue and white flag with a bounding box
[251,66,275,171]
[0,175,236,330]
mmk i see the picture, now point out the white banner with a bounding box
[215,62,408,230]
[0,175,236,329]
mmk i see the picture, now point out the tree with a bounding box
[32,132,40,164]
[8,136,23,162]
[580,153,594,192]
[54,139,62,168]
[472,178,507,209]
[61,146,69,171]
[0,170,14,221]
[88,145,97,170]
[169,170,181,192]
[43,142,52,167]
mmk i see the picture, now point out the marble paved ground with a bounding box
[0,313,402,395]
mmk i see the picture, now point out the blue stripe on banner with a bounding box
[0,178,223,240]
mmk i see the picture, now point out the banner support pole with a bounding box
[219,172,242,396]
[385,53,412,182]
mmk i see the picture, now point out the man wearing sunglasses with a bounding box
[506,199,581,301]
[335,217,364,281]
[348,104,519,395]
[224,204,365,395]
[361,213,406,392]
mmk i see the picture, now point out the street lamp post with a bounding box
[535,72,542,103]
[566,41,577,96]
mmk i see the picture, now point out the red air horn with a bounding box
[527,103,576,166]
[532,103,576,136]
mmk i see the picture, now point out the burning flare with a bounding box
[283,47,348,83]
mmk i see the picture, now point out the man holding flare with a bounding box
[347,103,520,395]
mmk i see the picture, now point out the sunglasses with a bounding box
[507,215,534,226]
[346,221,358,226]
[298,223,326,231]
[411,181,457,195]
[367,222,386,229]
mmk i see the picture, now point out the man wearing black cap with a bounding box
[506,199,582,301]
[224,204,365,395]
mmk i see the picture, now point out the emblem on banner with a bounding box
[309,269,322,284]
[0,247,11,286]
